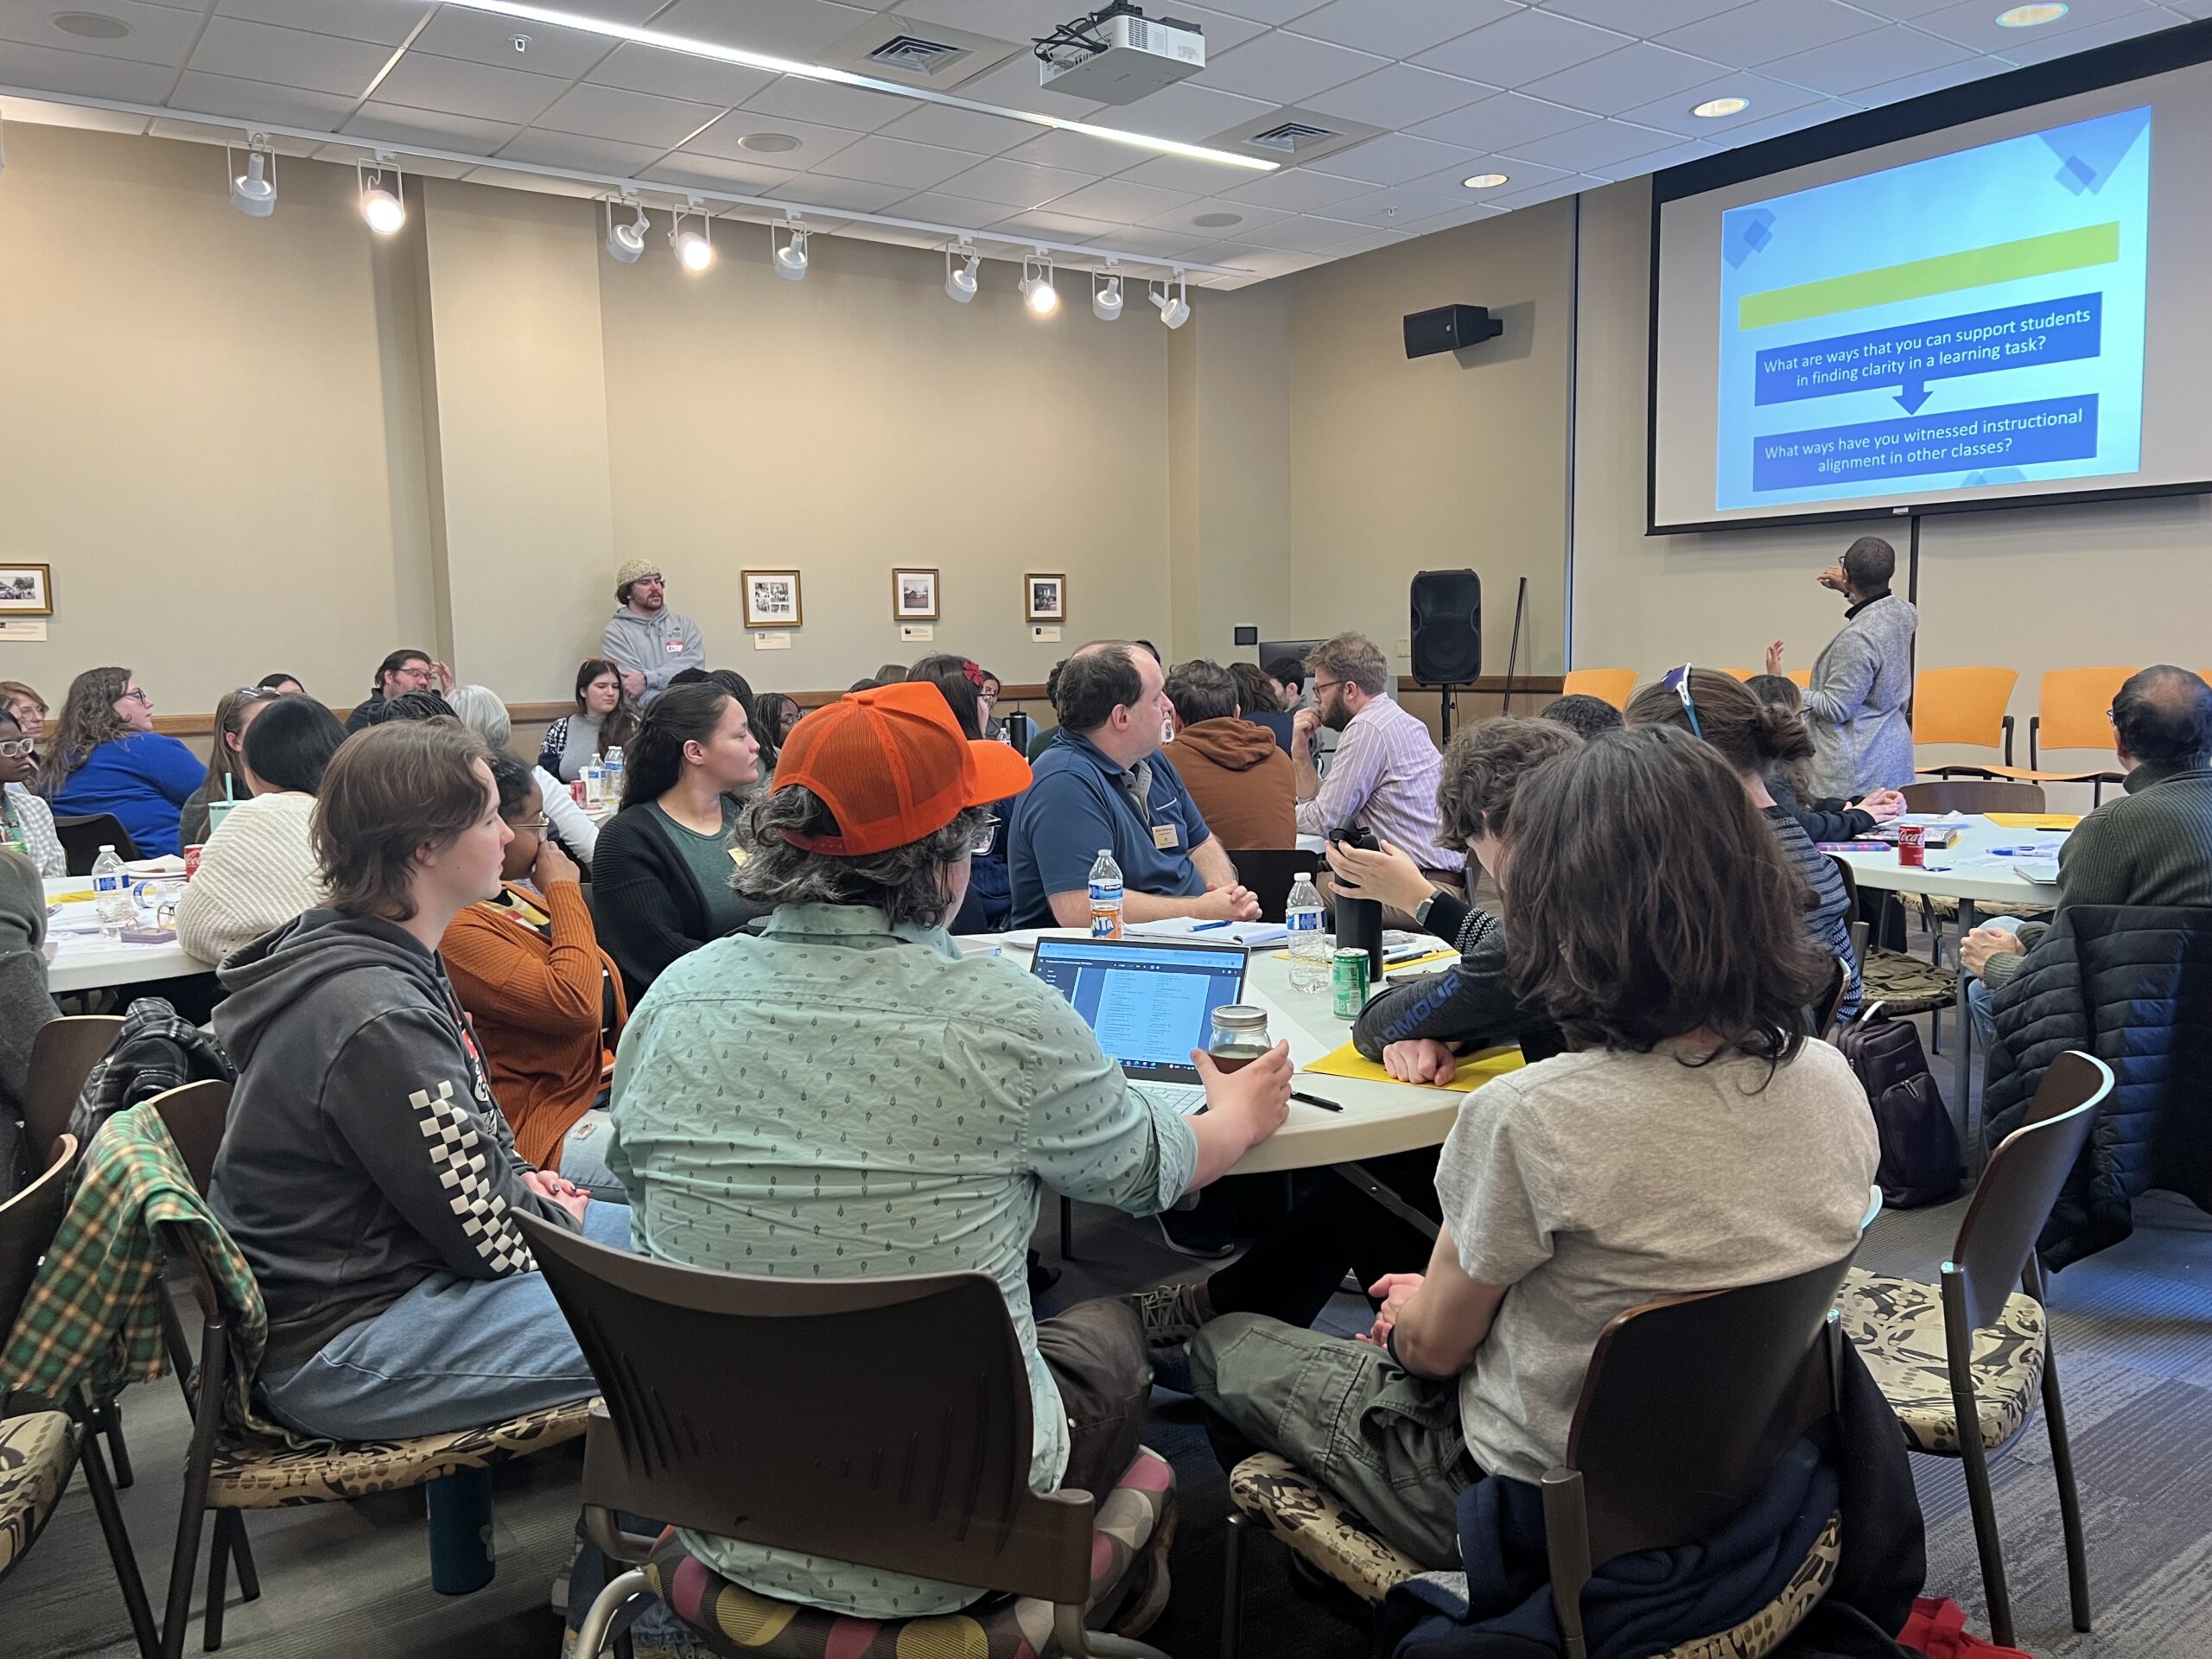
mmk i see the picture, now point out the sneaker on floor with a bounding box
[1129,1281,1209,1346]
[1156,1206,1235,1259]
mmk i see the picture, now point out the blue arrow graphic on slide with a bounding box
[1895,378,1933,414]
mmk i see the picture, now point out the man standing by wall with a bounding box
[1768,537,1917,797]
[601,561,705,705]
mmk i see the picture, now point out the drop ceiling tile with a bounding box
[1585,137,1714,180]
[1517,41,1725,112]
[878,188,1017,226]
[168,71,359,128]
[1713,95,1861,143]
[345,100,523,155]
[944,54,1103,118]
[938,153,1096,207]
[1536,0,1746,35]
[766,173,912,211]
[740,74,919,132]
[1414,9,1634,87]
[985,207,1123,242]
[583,42,776,106]
[1043,175,1203,221]
[1211,165,1374,210]
[1317,184,1484,229]
[1142,3,1273,53]
[1140,192,1291,232]
[1408,91,1594,153]
[2170,0,2211,17]
[1244,213,1402,252]
[1661,0,1887,66]
[1305,64,1494,128]
[496,129,668,173]
[640,152,796,193]
[1827,0,1953,16]
[1116,150,1269,193]
[1402,153,1576,198]
[887,0,1092,38]
[461,164,607,200]
[1313,131,1476,187]
[806,132,983,188]
[997,126,1153,174]
[408,10,613,80]
[1913,0,2154,53]
[1500,118,1682,172]
[310,140,479,177]
[0,40,179,101]
[1996,4,2184,61]
[183,16,393,97]
[1621,71,1820,137]
[1292,0,1523,59]
[0,95,149,132]
[216,0,429,48]
[536,83,721,148]
[650,0,879,59]
[374,52,569,125]
[1194,30,1388,104]
[1196,0,1333,22]
[1106,79,1273,143]
[874,102,1037,155]
[1485,171,1597,210]
[1757,26,1974,96]
[0,0,202,66]
[1395,200,1510,234]
[683,111,865,167]
[1068,225,1206,257]
[1840,57,2003,109]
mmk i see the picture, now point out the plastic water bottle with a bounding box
[92,846,132,938]
[1087,849,1124,940]
[1286,871,1331,994]
[601,745,625,804]
[582,755,606,809]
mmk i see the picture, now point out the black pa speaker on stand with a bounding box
[1411,569,1481,739]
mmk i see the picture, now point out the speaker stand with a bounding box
[1499,575,1529,715]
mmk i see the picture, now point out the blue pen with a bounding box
[1188,919,1232,931]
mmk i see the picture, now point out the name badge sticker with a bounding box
[1153,824,1179,850]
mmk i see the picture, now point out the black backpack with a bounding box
[1833,1002,1961,1209]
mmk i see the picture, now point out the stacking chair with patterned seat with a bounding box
[1827,855,1956,1051]
[512,1212,1176,1659]
[1219,1252,1860,1659]
[1838,1051,2109,1649]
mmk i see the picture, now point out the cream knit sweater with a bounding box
[174,791,325,966]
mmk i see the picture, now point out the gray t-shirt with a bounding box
[1436,1039,1878,1483]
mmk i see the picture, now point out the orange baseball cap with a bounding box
[772,681,1032,856]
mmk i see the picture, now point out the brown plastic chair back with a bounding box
[514,1211,1096,1605]
[1947,1052,2109,1334]
[1560,669,1637,710]
[2034,668,2135,758]
[0,1135,76,1338]
[1560,1252,1854,1569]
[146,1079,232,1197]
[1901,780,2046,815]
[22,1014,124,1163]
[1912,668,2018,751]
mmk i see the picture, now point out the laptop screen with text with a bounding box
[1028,938,1249,1083]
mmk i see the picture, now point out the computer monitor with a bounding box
[1254,640,1319,675]
[1027,937,1249,1084]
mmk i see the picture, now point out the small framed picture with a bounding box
[1025,571,1066,624]
[893,568,940,622]
[742,569,804,629]
[0,564,54,616]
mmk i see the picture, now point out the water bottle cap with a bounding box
[99,844,114,853]
[1295,872,1311,880]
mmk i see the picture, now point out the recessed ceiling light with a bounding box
[1996,3,2069,24]
[1691,96,1751,118]
[1462,172,1510,189]
[740,132,801,154]
[1192,211,1243,227]
[51,10,129,37]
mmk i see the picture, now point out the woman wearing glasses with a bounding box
[0,709,63,875]
[35,667,205,858]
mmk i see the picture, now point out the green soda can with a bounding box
[1332,946,1370,1019]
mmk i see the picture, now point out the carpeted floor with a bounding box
[12,1008,2212,1659]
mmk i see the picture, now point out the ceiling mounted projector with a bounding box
[1036,3,1204,105]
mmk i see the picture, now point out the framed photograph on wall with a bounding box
[0,564,54,616]
[1024,572,1066,624]
[742,569,804,629]
[893,568,940,621]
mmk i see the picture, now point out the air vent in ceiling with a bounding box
[1249,121,1333,155]
[867,35,969,75]
[817,16,1020,90]
[1205,105,1385,168]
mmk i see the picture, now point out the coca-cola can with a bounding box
[571,778,588,805]
[184,843,205,879]
[1897,823,1926,868]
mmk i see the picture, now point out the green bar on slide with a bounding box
[1737,221,2121,331]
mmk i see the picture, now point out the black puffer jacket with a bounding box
[1982,904,2212,1268]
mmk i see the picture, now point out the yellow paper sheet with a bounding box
[1272,948,1459,973]
[1303,1042,1525,1093]
[1985,812,2080,830]
[48,888,94,905]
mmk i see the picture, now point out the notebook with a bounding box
[1028,936,1249,1114]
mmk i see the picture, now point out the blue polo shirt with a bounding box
[1008,730,1212,927]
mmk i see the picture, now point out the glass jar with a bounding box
[1207,1004,1272,1071]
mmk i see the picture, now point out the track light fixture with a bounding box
[605,198,648,263]
[1152,271,1190,329]
[1020,252,1058,317]
[229,138,275,217]
[670,201,713,271]
[772,217,809,282]
[358,162,404,235]
[945,241,980,303]
[1092,266,1122,321]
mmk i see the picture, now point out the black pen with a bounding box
[1291,1090,1343,1113]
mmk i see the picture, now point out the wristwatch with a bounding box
[1411,890,1444,929]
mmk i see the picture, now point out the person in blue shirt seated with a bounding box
[1008,641,1260,931]
[36,666,206,858]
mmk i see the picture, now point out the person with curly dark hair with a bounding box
[37,666,204,856]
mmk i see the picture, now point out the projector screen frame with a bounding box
[1644,17,2212,537]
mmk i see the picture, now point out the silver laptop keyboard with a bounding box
[1133,1082,1208,1116]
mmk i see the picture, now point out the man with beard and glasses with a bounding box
[601,560,706,705]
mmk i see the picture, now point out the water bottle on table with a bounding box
[92,846,132,939]
[1087,849,1123,940]
[602,745,626,804]
[1286,870,1330,993]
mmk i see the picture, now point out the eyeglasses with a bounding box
[0,740,33,759]
[1312,679,1344,698]
[118,689,151,707]
[1659,663,1702,738]
[969,815,1000,855]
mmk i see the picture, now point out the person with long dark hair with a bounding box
[590,683,766,1001]
[37,666,204,857]
[906,655,1014,933]
[538,658,640,784]
[180,684,275,847]
[1188,727,1877,1567]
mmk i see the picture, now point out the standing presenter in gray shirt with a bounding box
[601,559,706,705]
[1767,536,1919,797]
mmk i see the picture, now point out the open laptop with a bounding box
[1028,936,1249,1115]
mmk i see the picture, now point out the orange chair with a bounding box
[1719,667,1758,682]
[1985,666,2136,804]
[1787,669,1813,689]
[1560,668,1637,709]
[1912,667,2020,779]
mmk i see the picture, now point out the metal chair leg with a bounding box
[1220,1508,1249,1659]
[226,1514,260,1602]
[1060,1194,1077,1261]
[75,1415,161,1659]
[203,1509,232,1652]
[1953,1399,2014,1649]
[2042,1339,2092,1632]
[572,1569,651,1659]
[101,1398,136,1489]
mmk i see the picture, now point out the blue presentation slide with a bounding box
[1716,108,2151,512]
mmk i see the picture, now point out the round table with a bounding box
[1830,817,2068,1136]
[42,876,212,995]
